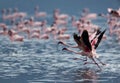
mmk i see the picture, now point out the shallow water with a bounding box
[0,0,120,83]
[0,28,120,83]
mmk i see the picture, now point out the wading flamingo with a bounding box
[8,29,24,42]
[108,8,120,17]
[34,6,47,18]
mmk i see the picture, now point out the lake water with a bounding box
[0,0,120,83]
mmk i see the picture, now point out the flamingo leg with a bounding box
[63,48,88,61]
[95,57,106,65]
[73,58,86,61]
[84,62,96,65]
[73,56,87,61]
[84,56,87,61]
[91,57,102,70]
[62,47,82,55]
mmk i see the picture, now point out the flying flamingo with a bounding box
[58,29,106,70]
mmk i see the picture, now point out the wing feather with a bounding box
[95,29,106,49]
[81,30,92,51]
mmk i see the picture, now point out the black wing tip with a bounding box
[81,30,89,39]
[83,30,88,34]
[95,29,106,49]
[73,33,80,39]
[82,30,92,51]
[96,29,101,35]
[73,33,77,36]
[103,29,107,33]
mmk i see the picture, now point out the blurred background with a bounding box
[0,0,120,16]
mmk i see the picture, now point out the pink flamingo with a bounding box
[81,8,97,20]
[71,16,81,27]
[1,8,14,21]
[107,17,118,35]
[30,26,49,39]
[30,32,40,39]
[15,23,30,39]
[34,6,47,18]
[28,17,43,27]
[0,27,8,35]
[83,13,97,20]
[0,23,7,29]
[56,29,70,40]
[58,29,106,70]
[8,29,24,42]
[40,33,49,39]
[43,23,57,34]
[108,8,120,17]
[54,19,68,26]
[48,24,70,40]
[13,8,27,21]
[53,9,69,20]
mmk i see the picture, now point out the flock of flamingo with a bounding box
[0,6,120,70]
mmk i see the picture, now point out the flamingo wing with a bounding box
[81,30,92,51]
[110,10,119,17]
[73,33,81,45]
[94,29,106,49]
[91,29,101,43]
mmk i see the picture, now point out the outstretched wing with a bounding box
[73,33,81,46]
[95,29,106,49]
[91,29,101,43]
[81,30,92,51]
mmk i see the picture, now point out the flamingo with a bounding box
[34,6,47,18]
[81,8,97,20]
[0,27,8,35]
[43,23,57,34]
[58,29,106,70]
[108,8,120,17]
[1,8,14,21]
[30,27,49,39]
[13,8,27,21]
[15,24,30,39]
[0,23,7,29]
[83,13,97,20]
[30,32,40,39]
[8,29,24,42]
[40,34,49,39]
[28,17,43,27]
[71,16,82,27]
[54,19,68,26]
[56,32,70,40]
[53,9,69,20]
